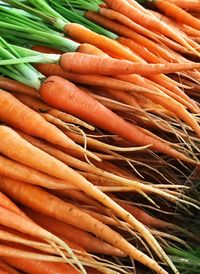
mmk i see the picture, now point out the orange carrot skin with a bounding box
[0,76,39,98]
[39,76,195,163]
[35,63,144,92]
[32,45,64,54]
[0,90,81,153]
[104,0,188,46]
[0,259,20,274]
[26,209,124,256]
[60,52,200,75]
[155,0,200,31]
[64,23,139,62]
[2,256,79,274]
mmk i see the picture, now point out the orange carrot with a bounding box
[0,177,169,274]
[98,7,159,40]
[116,74,200,137]
[0,126,179,272]
[0,155,69,190]
[85,11,175,62]
[2,257,79,274]
[0,76,39,98]
[0,244,74,263]
[39,76,197,163]
[155,0,200,30]
[166,0,200,11]
[64,23,141,61]
[0,204,82,271]
[25,208,124,256]
[0,90,98,161]
[35,63,153,92]
[104,0,198,54]
[59,52,200,75]
[0,259,20,274]
[0,192,27,219]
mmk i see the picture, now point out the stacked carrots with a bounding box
[0,0,200,273]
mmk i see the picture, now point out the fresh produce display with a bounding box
[0,0,199,273]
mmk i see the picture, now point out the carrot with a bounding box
[0,90,98,161]
[25,208,125,256]
[0,155,70,190]
[0,192,27,219]
[116,74,200,137]
[64,23,142,62]
[117,73,198,113]
[0,268,9,274]
[85,11,175,62]
[0,244,74,263]
[0,127,179,272]
[0,76,39,98]
[104,0,198,54]
[59,52,200,75]
[39,76,197,163]
[0,177,169,274]
[2,257,79,274]
[166,0,200,11]
[98,7,160,41]
[154,0,200,31]
[0,259,20,274]
[35,63,156,92]
[0,204,83,272]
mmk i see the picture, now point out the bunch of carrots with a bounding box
[0,0,200,273]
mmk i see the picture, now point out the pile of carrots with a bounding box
[0,0,200,273]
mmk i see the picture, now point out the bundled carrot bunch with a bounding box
[0,0,200,273]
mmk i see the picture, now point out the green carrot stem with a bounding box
[0,37,40,80]
[50,0,118,39]
[0,22,80,51]
[0,54,60,65]
[0,66,43,89]
[2,0,67,28]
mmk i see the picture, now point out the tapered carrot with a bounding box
[98,7,160,40]
[0,90,98,161]
[39,76,197,163]
[0,127,178,272]
[116,74,200,137]
[64,23,142,62]
[2,257,79,274]
[0,244,74,263]
[0,259,20,274]
[0,177,169,274]
[25,208,124,256]
[154,0,200,31]
[117,73,198,113]
[104,0,198,54]
[0,205,83,271]
[0,76,39,98]
[35,63,155,92]
[85,11,175,62]
[166,0,200,11]
[0,155,69,189]
[59,52,200,75]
